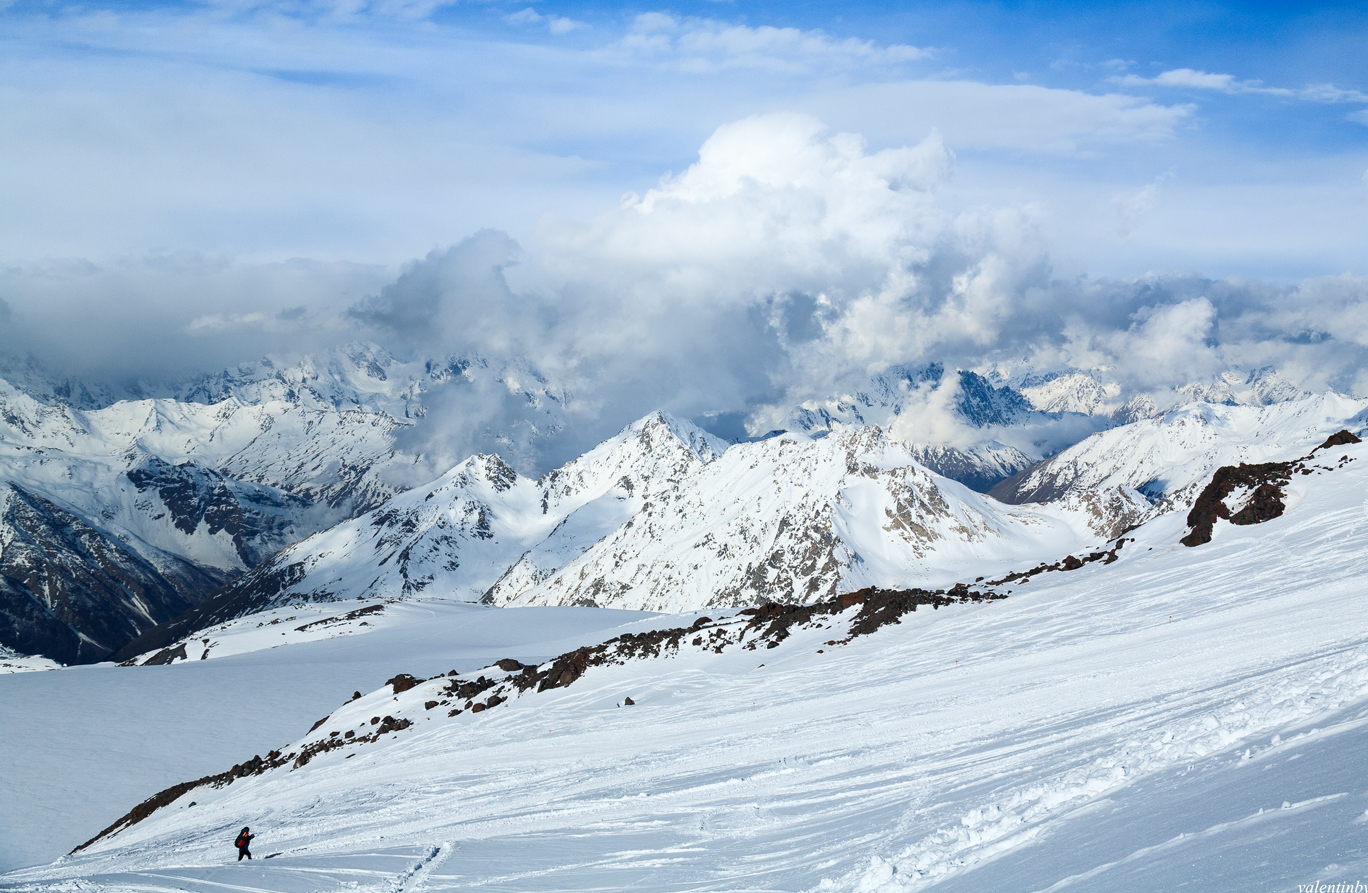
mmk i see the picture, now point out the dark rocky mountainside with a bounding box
[126,457,314,569]
[0,484,203,664]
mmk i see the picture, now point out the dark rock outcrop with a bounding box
[1181,461,1294,547]
[1181,430,1360,547]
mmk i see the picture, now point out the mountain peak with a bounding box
[624,410,729,464]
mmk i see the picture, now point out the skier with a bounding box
[235,827,254,861]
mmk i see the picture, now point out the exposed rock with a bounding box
[1181,461,1295,547]
[0,484,195,664]
[1314,429,1361,452]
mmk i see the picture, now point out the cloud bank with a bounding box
[4,114,1368,471]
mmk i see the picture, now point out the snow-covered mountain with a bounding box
[0,342,1336,665]
[126,413,1134,647]
[991,392,1368,509]
[0,345,575,662]
[1003,365,1309,423]
[782,364,1033,432]
[118,413,730,648]
[757,364,1047,489]
[0,483,199,664]
[126,395,1363,646]
[496,425,1138,612]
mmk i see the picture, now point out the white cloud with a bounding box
[1113,171,1174,240]
[1148,68,1239,91]
[504,7,585,34]
[807,81,1192,155]
[616,15,930,74]
[8,112,1368,463]
[1118,68,1368,104]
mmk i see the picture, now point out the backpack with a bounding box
[236,830,250,848]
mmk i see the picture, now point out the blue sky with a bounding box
[3,0,1368,422]
[3,0,1364,277]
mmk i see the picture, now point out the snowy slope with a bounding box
[0,645,60,674]
[499,425,1144,612]
[992,392,1368,507]
[0,600,663,871]
[6,437,1368,891]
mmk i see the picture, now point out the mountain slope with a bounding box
[0,484,195,664]
[991,392,1368,507]
[150,413,729,628]
[8,436,1368,891]
[496,425,1141,612]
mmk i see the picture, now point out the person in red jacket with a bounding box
[235,827,254,861]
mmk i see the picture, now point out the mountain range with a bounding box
[0,345,1342,664]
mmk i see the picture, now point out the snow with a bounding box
[505,425,1137,611]
[1006,366,1309,422]
[4,439,1366,891]
[0,646,60,674]
[218,411,729,610]
[0,600,662,871]
[998,392,1368,505]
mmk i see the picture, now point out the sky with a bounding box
[2,0,1367,451]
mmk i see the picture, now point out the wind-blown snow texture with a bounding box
[3,434,1367,890]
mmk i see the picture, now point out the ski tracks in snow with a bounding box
[385,842,450,893]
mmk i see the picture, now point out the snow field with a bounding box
[0,601,662,871]
[5,444,1368,892]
